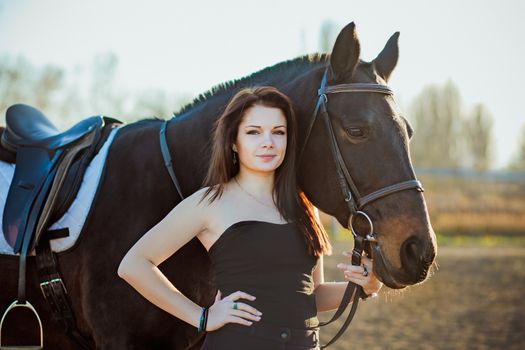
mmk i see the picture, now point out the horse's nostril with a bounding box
[406,241,418,261]
[400,236,435,284]
[402,237,420,263]
[401,236,427,274]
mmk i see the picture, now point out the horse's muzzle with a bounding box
[372,235,436,289]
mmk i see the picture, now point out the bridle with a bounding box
[297,66,424,348]
[159,66,425,349]
[299,66,423,253]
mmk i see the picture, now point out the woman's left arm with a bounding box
[313,253,383,313]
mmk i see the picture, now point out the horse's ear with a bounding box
[329,22,360,82]
[373,32,400,82]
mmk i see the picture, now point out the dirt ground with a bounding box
[319,243,525,350]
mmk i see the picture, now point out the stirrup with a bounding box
[0,300,43,349]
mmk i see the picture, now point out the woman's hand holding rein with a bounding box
[204,290,262,331]
[337,253,383,297]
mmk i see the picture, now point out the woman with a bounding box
[118,86,382,349]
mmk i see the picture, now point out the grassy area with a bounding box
[436,232,525,247]
[419,172,525,234]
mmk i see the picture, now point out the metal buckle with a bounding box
[344,191,352,202]
[39,277,68,298]
[365,232,378,243]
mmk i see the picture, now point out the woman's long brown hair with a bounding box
[201,86,332,258]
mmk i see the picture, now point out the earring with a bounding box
[233,151,237,165]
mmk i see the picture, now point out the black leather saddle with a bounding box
[1,104,119,254]
[2,104,100,151]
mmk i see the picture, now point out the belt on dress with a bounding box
[219,322,320,346]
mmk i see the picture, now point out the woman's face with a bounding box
[234,104,287,175]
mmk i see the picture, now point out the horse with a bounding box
[0,22,436,349]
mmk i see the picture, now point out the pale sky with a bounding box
[0,0,523,168]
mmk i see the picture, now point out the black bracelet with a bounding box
[197,307,206,332]
[202,307,209,332]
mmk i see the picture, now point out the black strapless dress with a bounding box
[201,220,320,350]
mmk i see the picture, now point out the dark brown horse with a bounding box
[0,22,436,349]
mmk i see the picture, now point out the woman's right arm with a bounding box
[117,188,262,330]
[117,188,210,328]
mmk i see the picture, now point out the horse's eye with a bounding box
[347,127,364,137]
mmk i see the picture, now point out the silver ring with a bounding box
[362,266,369,277]
[349,211,374,239]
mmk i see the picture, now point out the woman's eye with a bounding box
[246,130,285,135]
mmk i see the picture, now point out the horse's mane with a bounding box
[174,53,329,116]
[130,54,378,126]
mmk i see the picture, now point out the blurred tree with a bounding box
[132,89,191,120]
[34,66,64,111]
[0,53,189,128]
[0,55,65,124]
[409,80,464,168]
[508,123,525,170]
[463,103,493,170]
[89,53,127,118]
[318,20,338,53]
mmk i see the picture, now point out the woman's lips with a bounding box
[257,155,276,161]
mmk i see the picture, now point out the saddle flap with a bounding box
[33,131,98,248]
[2,147,62,251]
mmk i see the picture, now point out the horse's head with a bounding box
[298,22,437,289]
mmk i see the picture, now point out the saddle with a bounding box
[0,104,120,349]
[1,104,118,253]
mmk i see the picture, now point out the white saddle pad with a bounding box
[0,127,120,256]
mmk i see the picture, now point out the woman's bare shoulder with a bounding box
[185,185,221,211]
[181,184,232,222]
[194,183,240,226]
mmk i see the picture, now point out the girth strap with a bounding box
[36,235,95,349]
